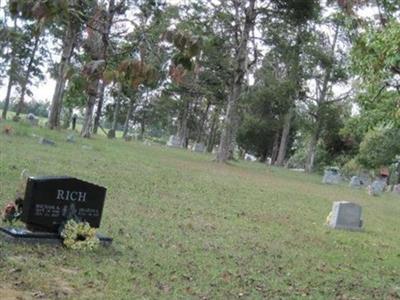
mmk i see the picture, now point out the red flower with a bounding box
[2,203,17,222]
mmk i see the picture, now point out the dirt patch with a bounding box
[50,277,75,299]
[0,284,32,300]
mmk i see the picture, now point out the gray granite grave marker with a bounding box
[368,178,387,196]
[322,167,341,184]
[328,201,363,231]
[166,135,182,148]
[349,176,369,188]
[39,137,56,146]
[192,143,205,153]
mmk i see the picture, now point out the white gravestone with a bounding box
[368,178,387,196]
[244,153,257,162]
[328,201,363,231]
[322,168,341,184]
[26,113,39,126]
[192,143,205,153]
[166,135,182,148]
[393,184,400,196]
[349,176,369,188]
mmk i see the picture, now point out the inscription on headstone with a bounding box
[21,176,106,232]
[328,201,363,231]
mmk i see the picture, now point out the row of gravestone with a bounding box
[322,167,400,197]
[166,135,208,153]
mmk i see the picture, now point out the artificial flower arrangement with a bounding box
[60,219,100,251]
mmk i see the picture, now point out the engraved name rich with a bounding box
[56,189,87,202]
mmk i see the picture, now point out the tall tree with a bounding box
[80,0,125,138]
[48,0,92,129]
[216,0,257,162]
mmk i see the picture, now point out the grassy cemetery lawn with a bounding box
[1,121,399,299]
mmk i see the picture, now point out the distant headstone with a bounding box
[328,201,363,231]
[166,135,182,148]
[368,178,387,196]
[26,113,39,126]
[0,176,111,245]
[349,176,369,188]
[143,140,152,146]
[192,143,205,153]
[393,184,400,196]
[244,153,257,162]
[66,134,76,143]
[322,167,341,185]
[124,135,133,142]
[39,137,56,146]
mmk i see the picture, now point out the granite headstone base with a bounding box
[0,227,112,246]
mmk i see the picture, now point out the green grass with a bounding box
[0,120,399,299]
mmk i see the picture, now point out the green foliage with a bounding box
[64,73,88,108]
[271,0,320,25]
[356,127,400,169]
[351,20,400,127]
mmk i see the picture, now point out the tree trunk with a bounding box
[217,0,256,162]
[176,97,190,148]
[397,162,400,184]
[305,24,339,172]
[196,101,210,143]
[81,1,116,138]
[62,107,73,129]
[122,98,135,138]
[139,115,145,140]
[2,18,18,119]
[305,124,320,173]
[108,97,120,139]
[48,22,78,129]
[270,131,280,165]
[275,106,294,166]
[93,81,106,134]
[206,108,220,153]
[81,81,99,138]
[2,75,13,119]
[15,34,40,117]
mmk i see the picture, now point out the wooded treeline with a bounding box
[0,0,399,173]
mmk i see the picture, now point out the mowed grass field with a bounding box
[0,120,399,299]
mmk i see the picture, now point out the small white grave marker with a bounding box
[328,201,363,231]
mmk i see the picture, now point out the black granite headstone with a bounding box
[21,176,107,233]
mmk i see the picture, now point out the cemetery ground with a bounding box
[0,121,399,299]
